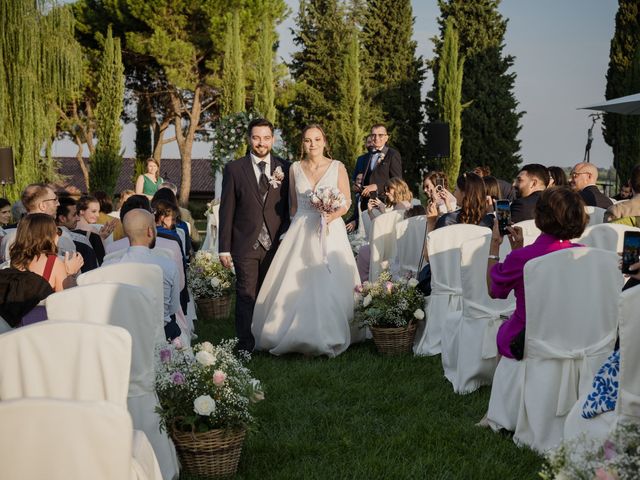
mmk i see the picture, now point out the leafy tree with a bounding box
[89,27,124,196]
[73,0,287,205]
[437,19,465,187]
[361,0,424,190]
[0,1,82,197]
[603,0,640,184]
[427,0,522,182]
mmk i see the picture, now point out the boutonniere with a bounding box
[269,166,284,188]
[377,152,386,166]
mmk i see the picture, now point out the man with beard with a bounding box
[103,208,181,340]
[510,164,550,224]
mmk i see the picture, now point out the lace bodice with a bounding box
[293,160,340,214]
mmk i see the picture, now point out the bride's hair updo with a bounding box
[299,124,333,160]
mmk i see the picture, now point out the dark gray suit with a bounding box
[219,155,290,351]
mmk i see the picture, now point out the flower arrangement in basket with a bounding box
[155,340,264,477]
[188,251,234,319]
[540,422,640,480]
[354,271,425,354]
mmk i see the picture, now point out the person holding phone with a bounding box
[486,186,587,360]
[423,171,457,218]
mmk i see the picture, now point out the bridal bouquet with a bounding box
[187,251,235,299]
[155,339,265,433]
[354,271,425,328]
[308,186,347,270]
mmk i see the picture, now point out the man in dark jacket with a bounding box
[510,163,550,224]
[569,162,613,209]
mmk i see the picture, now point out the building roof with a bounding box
[56,157,215,195]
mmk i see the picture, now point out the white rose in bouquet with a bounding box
[193,395,216,416]
[413,309,425,320]
[195,350,215,366]
[407,278,419,288]
[363,294,373,307]
[210,277,221,288]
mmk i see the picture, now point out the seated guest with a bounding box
[104,209,181,341]
[487,187,588,360]
[569,162,613,209]
[56,197,98,272]
[605,164,640,225]
[405,205,426,219]
[0,198,11,240]
[158,182,200,245]
[8,214,84,325]
[473,165,515,201]
[356,178,413,282]
[92,191,125,241]
[548,166,569,187]
[75,195,115,265]
[483,176,501,214]
[423,171,457,218]
[428,172,494,231]
[152,188,192,257]
[510,164,549,224]
[613,181,632,202]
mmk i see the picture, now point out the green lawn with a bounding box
[183,311,543,480]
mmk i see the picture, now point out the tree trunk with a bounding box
[171,86,202,207]
[74,134,90,191]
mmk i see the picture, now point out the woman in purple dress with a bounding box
[487,186,589,359]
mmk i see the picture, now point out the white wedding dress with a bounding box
[252,160,365,357]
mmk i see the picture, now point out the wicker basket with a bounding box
[196,295,232,320]
[171,426,246,478]
[370,321,418,355]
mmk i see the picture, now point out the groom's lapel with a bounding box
[240,156,263,205]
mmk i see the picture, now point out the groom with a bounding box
[219,118,290,353]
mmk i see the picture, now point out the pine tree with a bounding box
[361,0,424,190]
[221,11,245,116]
[426,0,523,182]
[286,0,350,159]
[437,19,464,188]
[603,0,640,184]
[89,27,124,196]
[254,17,276,123]
[134,96,153,180]
[0,1,82,197]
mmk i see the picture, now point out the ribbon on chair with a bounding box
[463,299,515,359]
[527,331,617,417]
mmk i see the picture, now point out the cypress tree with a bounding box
[254,17,276,123]
[0,1,82,197]
[427,0,523,182]
[89,27,124,196]
[603,0,640,184]
[221,11,245,115]
[361,0,424,190]
[437,19,464,188]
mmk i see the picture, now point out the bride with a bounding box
[252,124,365,357]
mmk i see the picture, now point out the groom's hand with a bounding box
[220,254,233,270]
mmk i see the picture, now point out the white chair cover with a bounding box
[585,205,606,226]
[617,284,640,423]
[359,203,372,240]
[201,204,220,252]
[414,224,489,356]
[513,219,541,239]
[492,248,622,452]
[75,273,180,479]
[0,398,141,480]
[579,223,640,253]
[394,215,427,273]
[0,321,131,404]
[442,233,515,394]
[369,210,404,281]
[78,263,166,345]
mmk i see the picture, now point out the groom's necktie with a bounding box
[256,161,272,250]
[369,151,381,171]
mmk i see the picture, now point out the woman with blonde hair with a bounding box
[252,123,364,357]
[135,158,164,198]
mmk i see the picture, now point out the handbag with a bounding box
[416,263,431,296]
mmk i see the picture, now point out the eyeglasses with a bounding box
[42,197,58,203]
[370,134,388,138]
[570,171,589,179]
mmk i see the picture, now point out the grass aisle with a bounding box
[189,316,543,480]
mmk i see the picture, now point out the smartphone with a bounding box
[621,231,640,274]
[435,178,445,191]
[495,200,511,236]
[370,191,378,200]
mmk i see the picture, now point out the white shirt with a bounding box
[251,153,271,184]
[103,246,180,324]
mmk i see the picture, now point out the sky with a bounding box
[54,0,620,171]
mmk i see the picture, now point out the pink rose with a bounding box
[354,284,363,293]
[595,468,616,480]
[385,281,393,294]
[172,337,183,349]
[603,440,617,460]
[212,370,227,386]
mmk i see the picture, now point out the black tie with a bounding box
[258,161,269,197]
